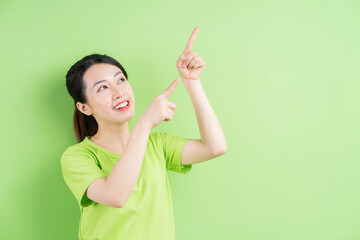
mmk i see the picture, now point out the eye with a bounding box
[97,78,126,92]
[98,85,107,92]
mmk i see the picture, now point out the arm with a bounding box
[176,27,227,165]
[181,80,227,165]
[87,79,180,207]
[86,121,151,208]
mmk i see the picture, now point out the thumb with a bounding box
[161,78,180,99]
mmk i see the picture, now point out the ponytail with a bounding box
[73,107,98,143]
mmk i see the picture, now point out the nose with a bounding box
[111,85,124,100]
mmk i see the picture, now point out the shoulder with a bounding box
[148,131,178,145]
[149,131,176,140]
[148,131,190,149]
[149,131,163,139]
[60,141,94,166]
[147,131,165,148]
[61,141,89,156]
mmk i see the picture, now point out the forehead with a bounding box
[83,63,122,83]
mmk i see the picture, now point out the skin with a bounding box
[173,26,227,164]
[76,63,135,154]
[176,27,206,81]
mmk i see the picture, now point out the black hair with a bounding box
[65,53,128,143]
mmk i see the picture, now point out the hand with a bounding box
[138,78,180,129]
[176,27,206,81]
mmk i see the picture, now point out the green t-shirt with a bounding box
[60,131,192,240]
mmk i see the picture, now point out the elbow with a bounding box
[110,191,126,208]
[114,195,131,208]
[106,179,130,208]
[106,189,124,208]
[109,187,133,208]
[114,198,124,208]
[212,144,227,157]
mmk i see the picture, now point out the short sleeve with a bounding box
[60,146,107,207]
[160,132,192,174]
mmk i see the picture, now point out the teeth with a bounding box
[114,101,129,110]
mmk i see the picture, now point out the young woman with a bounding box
[61,27,227,240]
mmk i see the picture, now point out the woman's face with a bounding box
[77,63,135,125]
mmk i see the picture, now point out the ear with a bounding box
[76,102,92,116]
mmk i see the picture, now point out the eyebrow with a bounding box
[93,71,123,89]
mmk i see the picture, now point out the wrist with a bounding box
[181,76,201,82]
[182,78,202,88]
[135,119,152,132]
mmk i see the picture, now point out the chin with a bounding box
[118,112,135,123]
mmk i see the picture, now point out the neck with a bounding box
[90,121,131,153]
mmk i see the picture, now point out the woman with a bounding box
[61,27,227,240]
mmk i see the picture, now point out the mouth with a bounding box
[113,100,130,111]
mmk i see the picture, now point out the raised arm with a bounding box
[175,27,227,165]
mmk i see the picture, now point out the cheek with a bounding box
[91,96,110,110]
[123,87,134,99]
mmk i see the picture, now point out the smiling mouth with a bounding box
[113,101,130,111]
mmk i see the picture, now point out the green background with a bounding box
[1,0,360,239]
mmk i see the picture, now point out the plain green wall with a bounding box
[1,0,360,239]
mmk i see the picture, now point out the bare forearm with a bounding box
[105,121,151,207]
[183,79,227,154]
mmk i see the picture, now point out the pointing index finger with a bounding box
[183,27,199,54]
[161,78,180,99]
